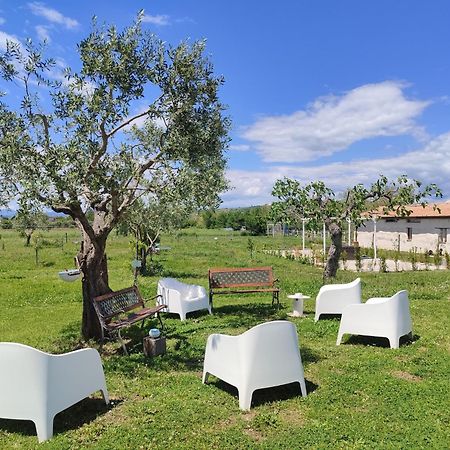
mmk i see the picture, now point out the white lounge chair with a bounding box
[336,290,413,349]
[202,321,307,410]
[0,343,109,442]
[315,278,361,321]
[157,277,211,321]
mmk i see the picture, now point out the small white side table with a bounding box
[287,293,310,317]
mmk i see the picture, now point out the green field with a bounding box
[0,228,449,449]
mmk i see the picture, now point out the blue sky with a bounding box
[1,1,450,207]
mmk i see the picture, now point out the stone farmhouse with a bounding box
[357,202,450,254]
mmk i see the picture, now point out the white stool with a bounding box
[287,293,310,317]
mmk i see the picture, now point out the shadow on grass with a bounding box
[54,310,319,375]
[104,321,321,375]
[213,303,283,328]
[50,321,89,353]
[344,333,419,348]
[315,313,342,321]
[208,378,319,408]
[0,397,119,440]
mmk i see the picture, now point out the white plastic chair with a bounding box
[336,290,413,349]
[157,277,211,321]
[202,321,307,410]
[0,343,109,442]
[315,278,361,321]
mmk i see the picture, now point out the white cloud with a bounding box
[28,2,79,30]
[222,132,450,207]
[142,14,170,26]
[242,81,430,163]
[229,144,250,151]
[0,30,22,51]
[35,24,51,42]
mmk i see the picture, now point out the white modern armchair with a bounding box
[0,343,109,442]
[202,321,307,410]
[157,277,211,321]
[336,290,413,349]
[315,278,361,321]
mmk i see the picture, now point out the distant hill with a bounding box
[0,209,65,218]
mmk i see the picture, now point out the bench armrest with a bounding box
[142,293,163,308]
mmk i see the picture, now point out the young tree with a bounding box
[126,194,191,275]
[271,176,441,279]
[0,13,229,339]
[14,206,48,246]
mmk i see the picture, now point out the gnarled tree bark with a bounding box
[324,221,343,279]
[75,214,113,340]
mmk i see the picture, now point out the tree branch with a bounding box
[108,108,152,137]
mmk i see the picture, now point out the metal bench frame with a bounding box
[93,286,166,355]
[208,266,280,307]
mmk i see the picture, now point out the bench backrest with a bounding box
[93,286,144,320]
[209,267,274,289]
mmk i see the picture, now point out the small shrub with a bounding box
[144,260,164,276]
[298,254,312,265]
[433,246,442,268]
[409,248,418,271]
[445,251,450,269]
[380,254,388,273]
[341,250,348,270]
[423,249,431,270]
[393,250,400,272]
[355,246,362,272]
[247,238,254,259]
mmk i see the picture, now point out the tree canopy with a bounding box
[0,12,230,338]
[271,175,441,278]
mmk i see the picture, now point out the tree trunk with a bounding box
[324,222,343,279]
[140,246,147,275]
[77,231,111,340]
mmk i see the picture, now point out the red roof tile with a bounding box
[373,202,450,218]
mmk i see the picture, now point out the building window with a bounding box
[385,218,397,222]
[407,227,413,241]
[437,228,448,244]
[407,218,421,223]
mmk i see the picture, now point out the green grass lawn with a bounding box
[0,228,449,449]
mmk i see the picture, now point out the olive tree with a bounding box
[126,195,191,275]
[14,205,48,246]
[271,176,441,279]
[0,13,229,339]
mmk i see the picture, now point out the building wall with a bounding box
[357,217,450,253]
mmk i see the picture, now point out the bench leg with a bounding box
[272,291,280,308]
[156,312,165,331]
[117,329,128,355]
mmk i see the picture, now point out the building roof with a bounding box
[373,201,450,218]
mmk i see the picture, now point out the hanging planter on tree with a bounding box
[58,269,81,282]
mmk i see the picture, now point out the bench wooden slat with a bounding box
[208,267,279,307]
[212,288,280,295]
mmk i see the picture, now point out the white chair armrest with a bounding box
[366,297,388,305]
[48,349,108,413]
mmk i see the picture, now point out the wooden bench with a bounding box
[93,286,166,355]
[208,267,280,307]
